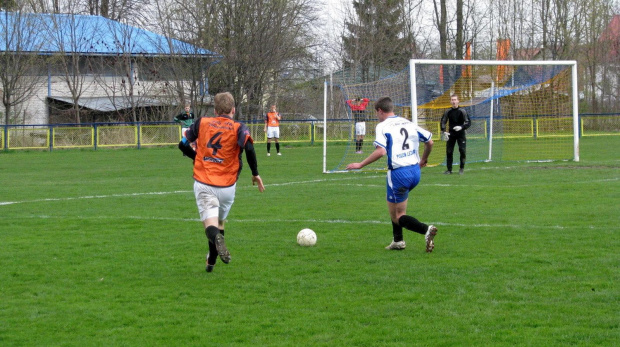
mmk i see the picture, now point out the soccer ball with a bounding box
[297,228,317,247]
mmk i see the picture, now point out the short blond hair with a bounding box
[214,92,235,115]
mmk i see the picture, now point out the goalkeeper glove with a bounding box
[453,126,462,131]
[443,132,450,140]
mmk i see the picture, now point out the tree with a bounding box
[432,0,448,61]
[162,0,319,121]
[342,0,410,82]
[45,14,100,124]
[580,0,616,112]
[0,11,46,126]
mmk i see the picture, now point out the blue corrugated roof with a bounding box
[0,12,219,58]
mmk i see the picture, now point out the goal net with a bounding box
[323,59,578,173]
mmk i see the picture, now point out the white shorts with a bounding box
[267,126,280,139]
[355,122,366,136]
[194,181,236,221]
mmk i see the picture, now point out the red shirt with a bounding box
[347,98,369,111]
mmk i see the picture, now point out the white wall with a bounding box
[18,75,191,124]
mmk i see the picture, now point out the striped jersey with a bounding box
[373,115,432,170]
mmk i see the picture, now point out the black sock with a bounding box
[207,240,218,264]
[207,228,225,264]
[359,139,363,150]
[205,225,219,243]
[398,215,428,235]
[392,221,403,242]
[267,142,271,153]
[275,142,280,153]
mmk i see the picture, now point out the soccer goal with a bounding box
[323,59,579,173]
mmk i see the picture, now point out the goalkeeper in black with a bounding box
[440,94,471,175]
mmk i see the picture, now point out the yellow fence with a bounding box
[581,116,620,136]
[0,116,618,151]
[53,127,94,148]
[423,117,583,139]
[7,127,50,150]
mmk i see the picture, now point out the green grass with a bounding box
[1,137,619,346]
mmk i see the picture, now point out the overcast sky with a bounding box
[316,0,348,71]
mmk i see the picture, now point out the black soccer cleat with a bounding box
[205,253,216,272]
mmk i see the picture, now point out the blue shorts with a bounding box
[386,165,421,203]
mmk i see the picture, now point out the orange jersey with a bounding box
[187,116,253,187]
[265,112,280,127]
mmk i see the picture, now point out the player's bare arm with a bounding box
[346,146,386,170]
[419,140,434,167]
[252,175,265,192]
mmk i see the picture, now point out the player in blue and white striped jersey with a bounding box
[346,97,438,253]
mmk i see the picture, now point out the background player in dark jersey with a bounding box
[440,94,471,175]
[175,104,196,152]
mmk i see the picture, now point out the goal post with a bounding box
[323,59,579,173]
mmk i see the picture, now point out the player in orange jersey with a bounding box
[182,92,265,272]
[264,104,281,156]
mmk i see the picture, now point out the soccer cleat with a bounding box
[385,240,406,250]
[267,153,271,156]
[459,168,464,175]
[277,152,282,156]
[214,233,231,264]
[444,170,452,174]
[425,225,438,253]
[205,253,216,272]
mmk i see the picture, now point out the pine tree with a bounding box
[342,0,409,82]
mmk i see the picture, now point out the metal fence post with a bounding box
[94,123,98,151]
[3,124,7,151]
[49,125,53,151]
[137,122,141,149]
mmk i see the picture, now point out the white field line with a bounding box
[0,214,599,230]
[0,175,616,207]
[0,176,384,206]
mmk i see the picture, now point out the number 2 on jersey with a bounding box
[400,128,410,150]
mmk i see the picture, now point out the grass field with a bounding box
[1,136,619,346]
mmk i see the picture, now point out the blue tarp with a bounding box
[0,12,219,58]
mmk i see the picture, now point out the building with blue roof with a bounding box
[0,11,220,124]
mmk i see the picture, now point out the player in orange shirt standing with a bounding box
[264,104,282,156]
[182,92,265,272]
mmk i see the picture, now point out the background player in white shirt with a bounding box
[346,96,438,252]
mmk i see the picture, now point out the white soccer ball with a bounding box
[297,228,317,247]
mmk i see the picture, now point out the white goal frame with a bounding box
[410,59,579,162]
[322,59,579,173]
